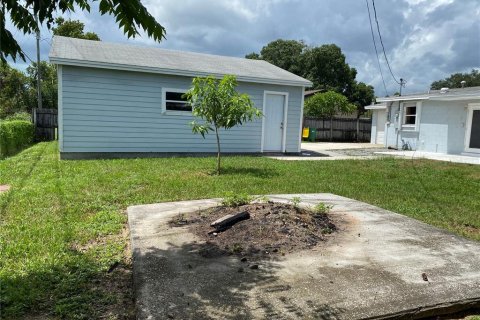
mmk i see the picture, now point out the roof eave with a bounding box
[50,57,313,87]
[376,96,429,102]
[377,94,480,102]
[365,105,387,110]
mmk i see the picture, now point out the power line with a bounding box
[371,0,401,85]
[365,0,388,96]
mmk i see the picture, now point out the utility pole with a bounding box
[399,78,406,96]
[35,14,43,109]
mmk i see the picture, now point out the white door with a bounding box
[263,93,286,152]
[465,104,480,153]
[376,110,386,144]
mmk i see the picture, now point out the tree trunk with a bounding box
[215,127,221,174]
[329,117,333,142]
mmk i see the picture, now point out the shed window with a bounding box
[164,90,191,112]
[403,105,417,126]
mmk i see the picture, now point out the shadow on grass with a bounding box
[219,166,279,178]
[133,240,345,319]
[0,143,47,217]
[0,249,133,319]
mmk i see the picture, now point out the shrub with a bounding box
[221,192,253,207]
[313,202,333,214]
[0,120,35,158]
[290,196,301,208]
[3,112,32,122]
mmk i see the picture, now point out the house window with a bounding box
[163,89,191,112]
[403,105,417,125]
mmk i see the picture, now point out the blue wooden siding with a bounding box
[60,66,303,154]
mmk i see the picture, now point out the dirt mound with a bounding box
[170,202,336,259]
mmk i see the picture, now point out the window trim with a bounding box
[465,103,480,153]
[400,101,422,131]
[161,88,191,114]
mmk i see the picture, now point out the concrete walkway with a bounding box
[269,142,387,160]
[127,194,480,320]
[376,150,480,165]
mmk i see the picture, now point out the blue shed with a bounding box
[49,36,312,159]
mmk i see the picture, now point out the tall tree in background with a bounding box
[0,63,29,118]
[431,69,480,90]
[258,39,306,75]
[246,41,359,95]
[245,52,260,60]
[52,17,100,40]
[26,62,57,110]
[348,81,375,140]
[304,91,356,141]
[303,44,357,93]
[1,0,166,62]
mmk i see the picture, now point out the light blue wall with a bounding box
[370,111,377,144]
[60,66,303,154]
[383,100,476,154]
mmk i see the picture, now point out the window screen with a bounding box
[165,91,192,112]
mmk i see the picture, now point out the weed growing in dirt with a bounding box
[221,192,253,207]
[313,202,333,214]
[290,196,301,208]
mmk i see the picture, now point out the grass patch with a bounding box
[0,142,479,318]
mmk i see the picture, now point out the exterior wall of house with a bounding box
[383,100,475,154]
[59,66,303,157]
[370,111,377,144]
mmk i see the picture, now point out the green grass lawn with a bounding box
[1,142,479,319]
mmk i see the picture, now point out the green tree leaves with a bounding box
[305,91,356,118]
[185,75,262,174]
[430,69,480,90]
[258,39,306,76]
[52,17,100,40]
[0,61,57,118]
[1,0,166,62]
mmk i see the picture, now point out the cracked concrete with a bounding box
[127,194,480,319]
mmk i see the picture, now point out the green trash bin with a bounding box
[309,128,317,142]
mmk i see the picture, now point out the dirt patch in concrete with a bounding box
[170,202,336,259]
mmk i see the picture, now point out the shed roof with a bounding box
[377,86,480,102]
[49,36,312,87]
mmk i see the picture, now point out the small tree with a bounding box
[305,91,356,141]
[185,75,262,174]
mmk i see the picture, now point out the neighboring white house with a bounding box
[367,86,480,156]
[49,36,312,159]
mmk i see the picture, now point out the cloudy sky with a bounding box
[7,0,480,96]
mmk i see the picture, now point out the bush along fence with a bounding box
[303,117,372,142]
[0,120,35,158]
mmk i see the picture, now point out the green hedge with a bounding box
[0,120,35,158]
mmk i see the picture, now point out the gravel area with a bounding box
[327,148,393,157]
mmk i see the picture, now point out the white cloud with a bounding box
[5,0,479,95]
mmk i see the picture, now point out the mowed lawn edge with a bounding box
[0,142,479,319]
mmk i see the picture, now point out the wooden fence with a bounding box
[303,117,372,142]
[33,108,58,141]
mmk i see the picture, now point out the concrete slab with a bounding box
[375,151,480,165]
[127,194,480,320]
[268,143,390,160]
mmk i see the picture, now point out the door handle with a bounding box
[280,122,284,129]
